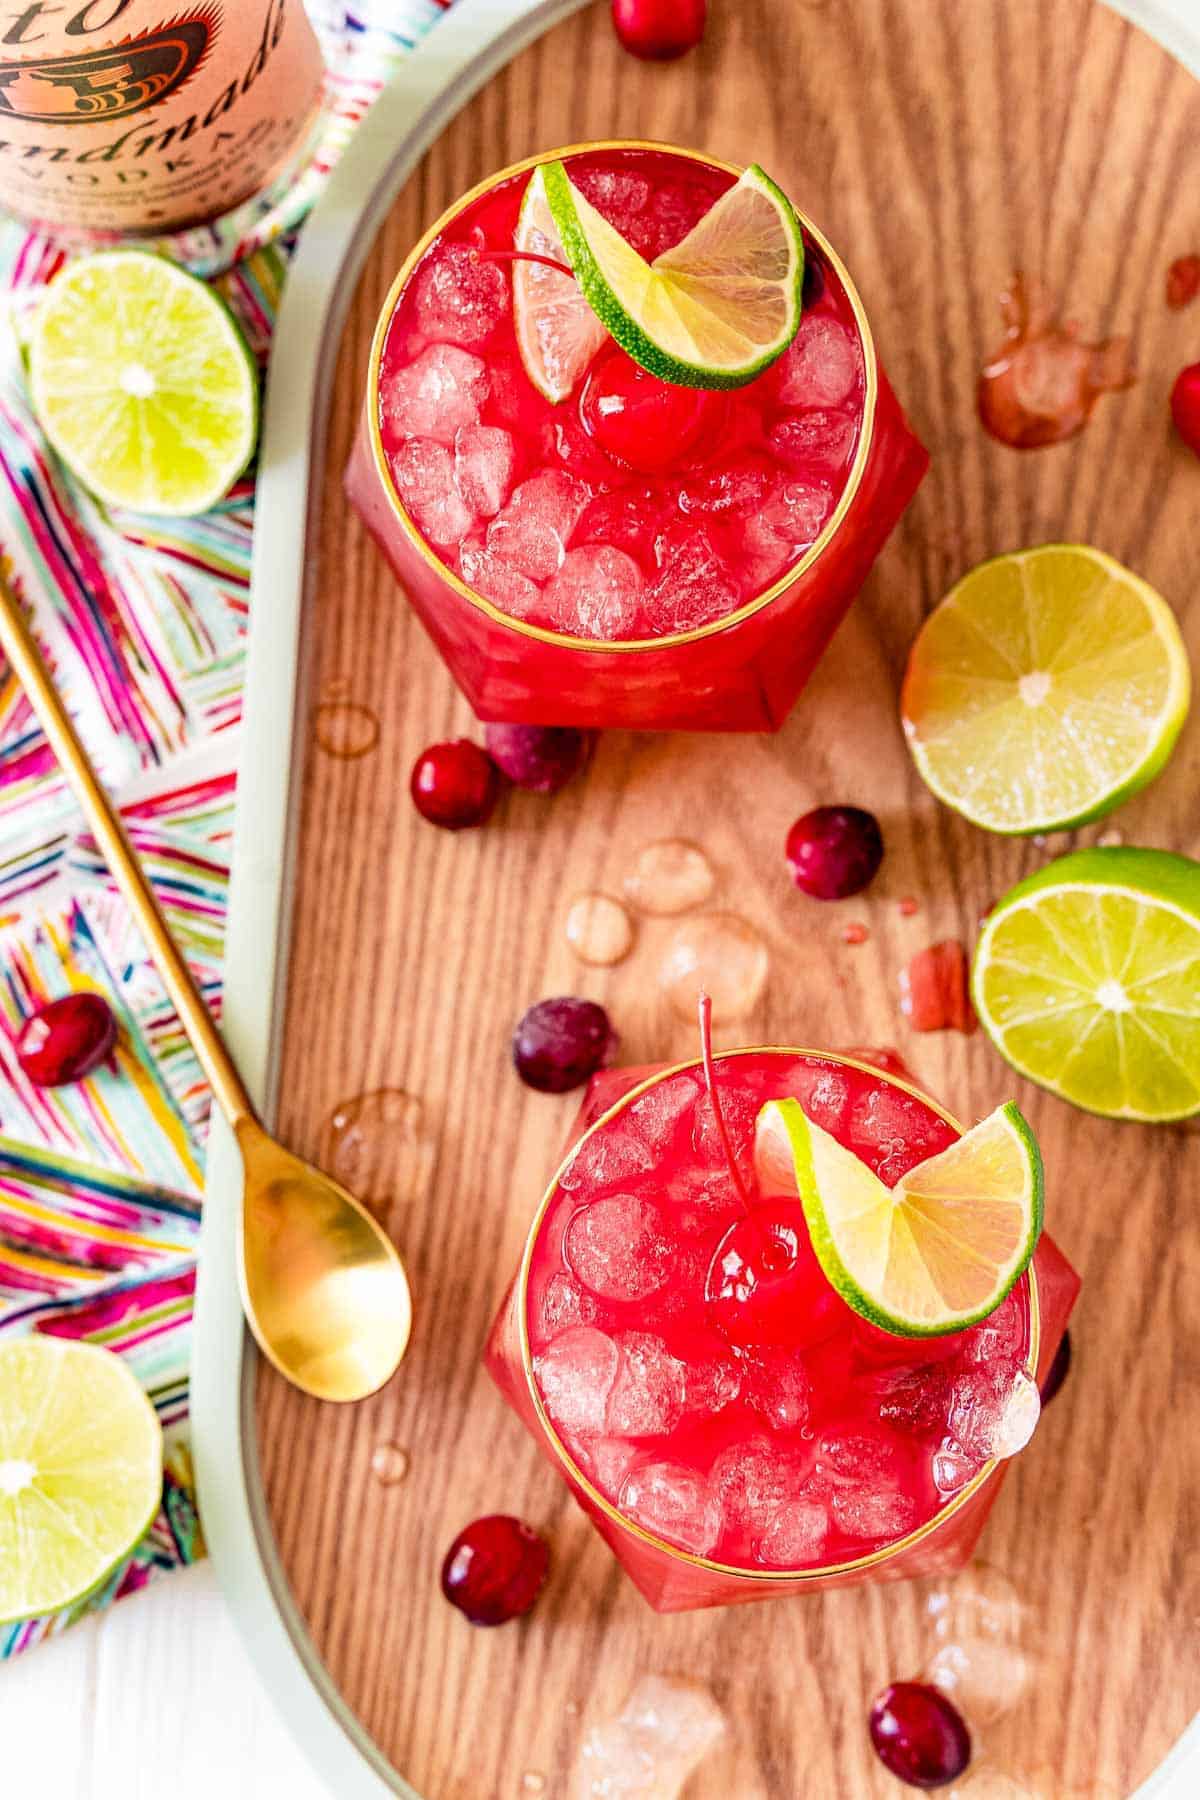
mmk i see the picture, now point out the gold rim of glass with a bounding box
[515,1047,1042,1583]
[364,140,880,654]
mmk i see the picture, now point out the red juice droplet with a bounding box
[1166,254,1200,311]
[899,941,978,1034]
[978,273,1135,448]
[897,895,919,918]
[842,921,869,945]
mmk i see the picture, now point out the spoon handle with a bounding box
[0,566,255,1130]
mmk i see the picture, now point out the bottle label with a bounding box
[0,1,326,236]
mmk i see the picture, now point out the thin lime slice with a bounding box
[0,1336,161,1623]
[901,544,1191,834]
[541,159,804,390]
[755,1099,1043,1336]
[973,846,1200,1121]
[29,250,258,516]
[514,166,609,403]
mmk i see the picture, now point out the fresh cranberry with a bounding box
[1171,361,1200,457]
[15,993,117,1087]
[1040,1328,1072,1405]
[513,997,617,1093]
[786,805,884,900]
[410,739,500,828]
[483,724,597,794]
[581,346,718,474]
[868,1681,971,1788]
[1166,255,1200,311]
[440,1514,549,1625]
[611,0,706,61]
[706,1200,845,1351]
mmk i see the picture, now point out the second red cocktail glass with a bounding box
[346,142,928,731]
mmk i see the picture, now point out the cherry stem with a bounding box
[697,993,753,1215]
[471,246,576,281]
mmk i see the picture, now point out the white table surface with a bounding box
[2,1563,329,1800]
[4,1,1199,1795]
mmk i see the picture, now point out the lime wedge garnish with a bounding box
[541,159,805,390]
[514,166,609,403]
[29,250,258,516]
[901,544,1191,834]
[755,1099,1043,1336]
[973,846,1200,1121]
[0,1336,162,1623]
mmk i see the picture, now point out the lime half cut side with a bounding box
[755,1098,1043,1336]
[541,159,805,389]
[0,1336,162,1624]
[901,545,1191,834]
[513,166,609,403]
[29,250,258,516]
[973,847,1200,1121]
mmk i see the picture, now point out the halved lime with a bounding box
[973,846,1200,1121]
[29,250,258,516]
[541,159,805,390]
[514,166,609,403]
[901,545,1191,834]
[755,1099,1043,1336]
[0,1336,161,1623]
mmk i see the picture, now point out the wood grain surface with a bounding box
[255,1,1200,1793]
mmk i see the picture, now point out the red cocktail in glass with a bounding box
[486,1050,1079,1612]
[346,143,928,731]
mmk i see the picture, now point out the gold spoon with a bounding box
[0,568,411,1403]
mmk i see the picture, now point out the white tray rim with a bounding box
[192,1,1200,1794]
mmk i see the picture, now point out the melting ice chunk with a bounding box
[534,1326,618,1437]
[544,545,644,640]
[413,243,508,348]
[388,440,476,550]
[564,1193,675,1301]
[382,343,488,444]
[617,1461,721,1556]
[573,1674,725,1799]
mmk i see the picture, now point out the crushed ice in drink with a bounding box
[557,1127,656,1194]
[757,1497,830,1567]
[565,1193,676,1299]
[770,409,858,471]
[539,1271,599,1335]
[618,1461,722,1555]
[625,1073,703,1152]
[535,1326,619,1436]
[646,531,739,633]
[389,440,477,549]
[382,343,488,443]
[545,546,645,639]
[948,1366,1041,1461]
[679,456,774,515]
[608,1333,688,1436]
[460,544,543,618]
[413,242,509,348]
[743,1348,813,1433]
[487,470,590,580]
[831,1483,917,1540]
[453,423,518,516]
[776,316,862,406]
[572,1674,725,1800]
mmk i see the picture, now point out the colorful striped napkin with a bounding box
[0,0,457,1659]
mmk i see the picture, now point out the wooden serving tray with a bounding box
[243,0,1200,1793]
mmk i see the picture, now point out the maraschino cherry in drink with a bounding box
[346,142,928,732]
[486,1049,1079,1612]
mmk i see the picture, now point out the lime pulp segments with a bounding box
[973,847,1200,1121]
[514,166,609,403]
[901,545,1191,834]
[29,250,258,516]
[0,1336,162,1625]
[541,159,805,389]
[755,1098,1043,1336]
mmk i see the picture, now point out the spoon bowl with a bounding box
[237,1120,413,1402]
